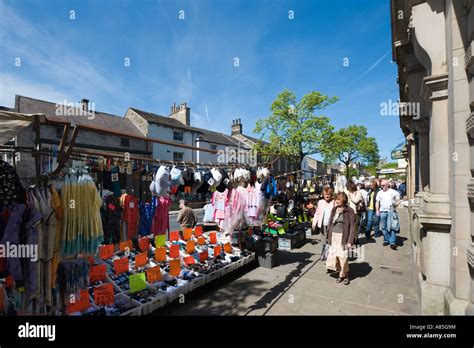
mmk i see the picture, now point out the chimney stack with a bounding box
[169,102,190,126]
[80,98,89,112]
[231,118,242,136]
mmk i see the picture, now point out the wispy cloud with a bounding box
[0,1,130,114]
[349,49,391,86]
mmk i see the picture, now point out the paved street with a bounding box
[156,206,421,315]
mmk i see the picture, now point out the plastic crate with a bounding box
[220,263,233,276]
[258,252,278,269]
[147,290,168,313]
[188,275,206,291]
[205,269,221,284]
[116,294,143,316]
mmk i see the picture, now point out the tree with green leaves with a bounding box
[253,89,338,170]
[323,125,380,178]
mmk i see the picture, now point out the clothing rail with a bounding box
[0,145,276,174]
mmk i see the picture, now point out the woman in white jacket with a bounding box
[312,187,335,247]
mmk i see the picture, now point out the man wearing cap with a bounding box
[375,180,400,249]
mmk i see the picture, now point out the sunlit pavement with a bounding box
[155,207,420,315]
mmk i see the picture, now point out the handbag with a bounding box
[389,209,400,232]
[352,198,366,214]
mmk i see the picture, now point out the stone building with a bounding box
[124,105,253,165]
[391,0,473,314]
[8,95,151,181]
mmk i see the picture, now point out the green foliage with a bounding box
[253,89,338,167]
[381,162,398,169]
[322,125,380,178]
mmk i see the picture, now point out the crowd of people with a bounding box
[311,177,403,285]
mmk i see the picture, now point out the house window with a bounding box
[121,138,130,147]
[173,131,184,141]
[210,144,217,150]
[56,127,63,139]
[173,152,184,161]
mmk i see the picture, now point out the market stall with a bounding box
[0,112,323,316]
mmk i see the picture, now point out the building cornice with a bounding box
[420,73,448,101]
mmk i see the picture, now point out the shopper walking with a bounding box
[312,187,335,248]
[325,192,355,285]
[176,199,197,229]
[365,180,381,241]
[357,182,368,236]
[376,180,401,250]
[344,181,363,245]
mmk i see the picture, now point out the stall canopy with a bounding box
[0,110,40,145]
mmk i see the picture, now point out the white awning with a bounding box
[0,111,37,145]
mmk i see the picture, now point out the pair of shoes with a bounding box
[336,277,343,283]
[343,278,350,285]
[390,244,397,250]
[383,241,389,246]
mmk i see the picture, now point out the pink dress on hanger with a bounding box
[212,189,228,228]
[151,195,172,236]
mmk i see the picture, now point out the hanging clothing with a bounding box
[203,203,215,223]
[60,175,104,257]
[139,199,156,236]
[50,187,63,290]
[101,194,122,245]
[151,195,171,236]
[120,194,139,240]
[212,189,227,228]
[0,160,25,208]
[1,201,41,298]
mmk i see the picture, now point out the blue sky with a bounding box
[0,0,403,161]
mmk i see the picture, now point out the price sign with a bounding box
[89,264,106,282]
[169,259,181,277]
[99,244,114,260]
[94,283,114,306]
[194,225,203,237]
[67,289,90,314]
[155,247,166,262]
[209,232,217,244]
[139,237,150,252]
[114,257,129,274]
[170,244,180,258]
[186,240,195,254]
[129,273,147,293]
[197,236,206,246]
[199,250,208,263]
[155,235,166,247]
[224,242,232,253]
[183,228,193,240]
[213,245,222,258]
[119,240,133,252]
[184,255,195,266]
[146,266,162,283]
[170,231,180,241]
[135,252,148,268]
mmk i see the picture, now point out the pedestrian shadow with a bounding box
[245,251,314,314]
[348,262,372,281]
[396,236,408,247]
